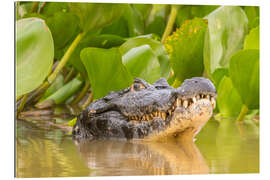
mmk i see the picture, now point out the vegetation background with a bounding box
[16,2,259,129]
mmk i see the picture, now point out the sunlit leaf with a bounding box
[68,34,126,75]
[244,26,259,50]
[120,36,170,78]
[122,45,161,83]
[16,18,54,97]
[69,3,128,32]
[165,18,207,83]
[229,49,259,109]
[81,47,133,99]
[204,6,248,76]
[217,76,243,117]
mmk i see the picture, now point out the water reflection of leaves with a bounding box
[74,139,209,176]
[16,135,90,177]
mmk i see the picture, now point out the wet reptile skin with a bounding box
[72,77,217,140]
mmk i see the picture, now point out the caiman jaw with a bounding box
[145,94,216,140]
[127,93,216,125]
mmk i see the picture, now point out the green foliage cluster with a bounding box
[16,2,259,122]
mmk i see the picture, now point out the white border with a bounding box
[1,0,270,180]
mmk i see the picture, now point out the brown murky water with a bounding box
[16,118,259,177]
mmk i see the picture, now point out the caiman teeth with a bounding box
[161,112,166,120]
[176,98,181,107]
[206,95,210,100]
[183,100,188,108]
[192,97,197,103]
[196,95,200,100]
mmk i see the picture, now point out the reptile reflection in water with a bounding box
[74,138,209,176]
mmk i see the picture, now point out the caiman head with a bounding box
[73,77,217,140]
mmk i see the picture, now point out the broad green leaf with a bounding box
[16,18,54,97]
[145,4,167,37]
[176,5,219,28]
[40,2,69,17]
[217,76,243,117]
[81,48,133,100]
[102,5,145,37]
[211,68,228,88]
[165,18,207,82]
[204,6,248,77]
[120,36,170,78]
[69,3,128,32]
[69,34,126,75]
[244,26,259,50]
[122,45,161,83]
[46,12,79,49]
[229,49,259,109]
[243,6,259,30]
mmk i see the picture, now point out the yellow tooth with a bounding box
[176,98,181,107]
[206,95,210,99]
[183,100,188,108]
[168,109,172,115]
[192,97,197,103]
[161,112,166,120]
[146,115,150,121]
[211,97,216,109]
[154,111,158,117]
[158,111,162,117]
[201,94,204,98]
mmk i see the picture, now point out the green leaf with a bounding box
[40,2,69,17]
[229,49,259,109]
[122,45,161,83]
[145,4,167,37]
[81,48,133,100]
[243,6,259,30]
[69,3,128,32]
[211,68,228,88]
[68,34,126,75]
[46,12,79,49]
[165,18,208,82]
[120,36,170,78]
[244,26,259,50]
[204,6,248,76]
[16,18,54,97]
[217,76,243,117]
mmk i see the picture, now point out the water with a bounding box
[16,118,259,177]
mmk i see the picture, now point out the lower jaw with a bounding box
[145,100,213,141]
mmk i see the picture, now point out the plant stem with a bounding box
[16,93,29,117]
[71,81,90,105]
[29,31,86,104]
[64,67,75,84]
[236,104,248,122]
[48,31,86,84]
[82,93,93,110]
[161,5,178,43]
[31,2,39,13]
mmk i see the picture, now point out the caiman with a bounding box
[72,77,217,140]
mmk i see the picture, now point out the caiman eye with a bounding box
[130,83,145,91]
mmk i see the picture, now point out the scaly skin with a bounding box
[72,77,217,140]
